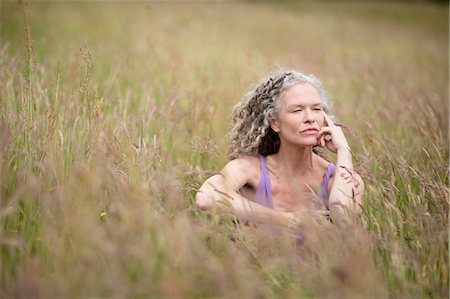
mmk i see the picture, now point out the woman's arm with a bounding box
[195,158,296,228]
[317,113,365,221]
[328,148,364,219]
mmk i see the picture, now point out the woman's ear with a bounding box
[269,117,280,133]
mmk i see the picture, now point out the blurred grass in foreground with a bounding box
[0,1,448,298]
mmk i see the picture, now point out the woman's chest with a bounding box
[270,177,323,212]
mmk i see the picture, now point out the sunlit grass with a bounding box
[0,1,448,298]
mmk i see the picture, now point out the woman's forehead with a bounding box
[280,83,322,106]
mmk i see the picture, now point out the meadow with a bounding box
[0,1,448,298]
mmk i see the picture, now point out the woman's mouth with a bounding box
[301,128,319,134]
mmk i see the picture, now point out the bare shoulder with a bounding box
[313,154,335,193]
[221,154,261,189]
[314,154,332,174]
[222,154,260,177]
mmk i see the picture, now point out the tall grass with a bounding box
[0,1,448,298]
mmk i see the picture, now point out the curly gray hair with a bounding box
[228,69,333,159]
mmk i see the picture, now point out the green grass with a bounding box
[0,1,448,298]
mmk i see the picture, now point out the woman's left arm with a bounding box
[316,113,364,220]
[328,147,364,218]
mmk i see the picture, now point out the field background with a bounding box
[0,1,448,298]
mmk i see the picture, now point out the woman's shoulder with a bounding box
[314,154,335,174]
[313,154,336,194]
[222,154,262,187]
[225,154,261,172]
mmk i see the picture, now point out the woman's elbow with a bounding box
[195,176,221,210]
[195,191,213,210]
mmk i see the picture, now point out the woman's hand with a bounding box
[316,112,350,153]
[284,209,331,228]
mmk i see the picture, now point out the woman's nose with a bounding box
[303,109,315,123]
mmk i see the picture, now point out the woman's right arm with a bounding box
[195,158,296,228]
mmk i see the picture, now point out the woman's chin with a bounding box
[287,136,319,147]
[297,141,319,147]
[300,138,319,147]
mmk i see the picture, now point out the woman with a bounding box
[195,69,364,229]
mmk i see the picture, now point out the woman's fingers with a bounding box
[316,130,329,148]
[323,111,335,127]
[316,127,332,141]
[318,117,349,152]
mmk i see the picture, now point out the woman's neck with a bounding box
[272,144,314,177]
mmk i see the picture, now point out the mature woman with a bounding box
[195,69,364,229]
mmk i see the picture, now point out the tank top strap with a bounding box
[317,163,336,209]
[323,163,336,187]
[254,155,274,208]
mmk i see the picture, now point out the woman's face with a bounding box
[270,83,325,147]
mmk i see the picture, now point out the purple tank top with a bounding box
[254,155,336,210]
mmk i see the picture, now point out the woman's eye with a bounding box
[313,108,322,111]
[292,109,302,112]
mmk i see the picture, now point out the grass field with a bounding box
[0,1,448,298]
